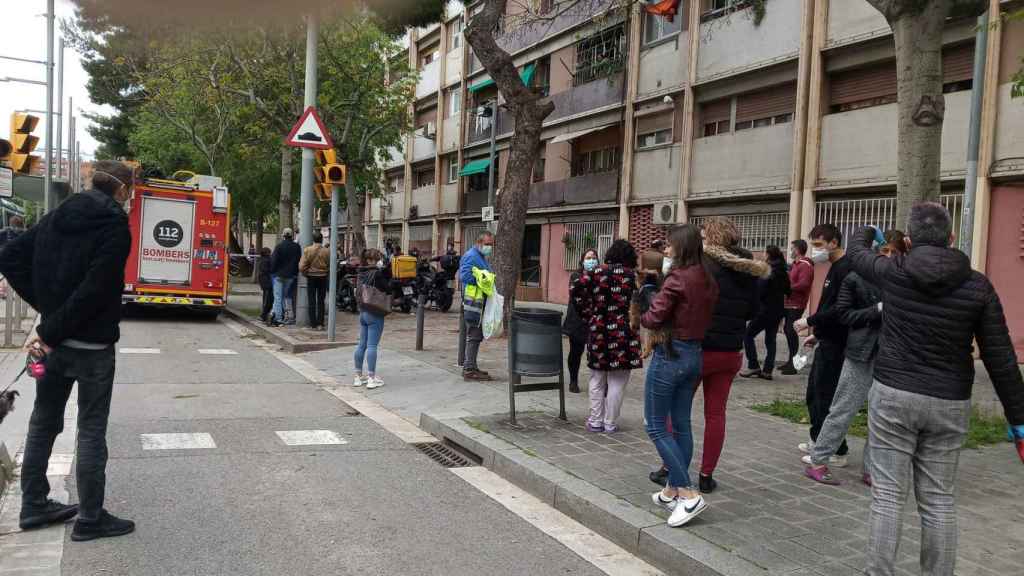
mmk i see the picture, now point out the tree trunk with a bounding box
[345,177,366,256]
[465,0,555,322]
[891,6,947,227]
[279,145,294,232]
[256,216,264,251]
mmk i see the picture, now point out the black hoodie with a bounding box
[848,226,1024,425]
[0,190,131,347]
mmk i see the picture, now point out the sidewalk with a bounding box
[231,306,1022,575]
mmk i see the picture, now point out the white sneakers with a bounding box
[801,454,848,468]
[353,375,384,389]
[651,491,677,512]
[798,441,815,454]
[668,495,707,527]
[652,491,706,527]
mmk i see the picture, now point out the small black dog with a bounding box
[0,389,19,424]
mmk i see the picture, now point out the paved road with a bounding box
[56,315,618,576]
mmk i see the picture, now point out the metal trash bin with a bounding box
[507,307,566,424]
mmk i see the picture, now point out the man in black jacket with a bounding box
[269,228,301,326]
[795,224,853,464]
[0,160,135,541]
[848,204,1024,576]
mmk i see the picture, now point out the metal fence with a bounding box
[562,221,616,269]
[0,279,32,348]
[815,194,964,250]
[690,212,790,253]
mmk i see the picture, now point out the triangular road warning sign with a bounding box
[285,107,334,150]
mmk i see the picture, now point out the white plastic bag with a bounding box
[482,291,504,340]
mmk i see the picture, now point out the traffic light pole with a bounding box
[296,11,319,327]
[44,0,54,213]
[328,184,340,342]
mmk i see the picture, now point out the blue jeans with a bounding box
[272,276,295,322]
[644,339,703,489]
[354,311,385,375]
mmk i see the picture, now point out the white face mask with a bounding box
[810,248,829,264]
[662,257,673,276]
[582,258,598,272]
[376,260,385,269]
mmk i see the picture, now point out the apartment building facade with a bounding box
[365,0,1024,351]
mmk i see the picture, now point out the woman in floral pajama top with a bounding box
[571,239,643,433]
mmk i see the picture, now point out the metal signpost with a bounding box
[328,183,340,342]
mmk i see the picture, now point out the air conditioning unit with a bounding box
[409,205,419,220]
[423,122,437,139]
[652,202,676,225]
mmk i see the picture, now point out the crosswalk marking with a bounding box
[198,349,238,355]
[141,433,216,450]
[120,347,161,354]
[275,430,348,446]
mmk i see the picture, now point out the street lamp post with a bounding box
[44,0,54,213]
[486,100,497,229]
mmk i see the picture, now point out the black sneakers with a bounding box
[699,474,718,494]
[71,510,136,542]
[649,466,669,486]
[19,500,79,530]
[779,362,798,375]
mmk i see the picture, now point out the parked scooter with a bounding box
[416,261,454,312]
[336,257,359,313]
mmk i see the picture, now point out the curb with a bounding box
[421,413,765,576]
[223,306,356,354]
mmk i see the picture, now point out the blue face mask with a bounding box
[480,245,493,258]
[583,258,598,272]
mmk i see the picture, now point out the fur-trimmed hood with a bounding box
[704,244,771,279]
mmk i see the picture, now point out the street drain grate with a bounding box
[413,441,481,468]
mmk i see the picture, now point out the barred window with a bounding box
[815,194,964,251]
[690,212,789,253]
[562,221,616,270]
[574,24,626,86]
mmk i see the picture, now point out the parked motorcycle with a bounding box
[415,265,454,312]
[336,258,359,313]
[390,276,417,314]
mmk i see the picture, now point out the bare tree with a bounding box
[865,0,988,225]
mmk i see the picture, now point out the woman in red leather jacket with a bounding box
[641,224,719,528]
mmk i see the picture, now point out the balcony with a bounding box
[826,0,890,49]
[818,92,970,188]
[463,187,488,214]
[529,171,619,209]
[445,48,462,87]
[384,142,406,169]
[494,0,618,56]
[546,72,625,124]
[411,185,437,218]
[441,116,460,153]
[638,33,689,99]
[466,112,507,146]
[416,59,440,100]
[995,84,1024,176]
[441,183,459,214]
[632,144,681,202]
[690,123,794,198]
[411,133,437,162]
[696,0,801,83]
[382,191,405,222]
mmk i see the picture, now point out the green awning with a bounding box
[459,158,491,176]
[468,63,536,93]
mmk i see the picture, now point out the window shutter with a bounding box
[636,111,674,135]
[735,82,797,123]
[701,98,731,124]
[829,62,897,107]
[942,43,974,83]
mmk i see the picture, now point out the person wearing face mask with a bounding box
[562,249,600,393]
[458,230,495,381]
[793,224,853,463]
[780,240,814,375]
[804,230,905,486]
[0,160,136,541]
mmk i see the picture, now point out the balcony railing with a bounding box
[463,188,488,214]
[528,171,619,209]
[546,72,625,123]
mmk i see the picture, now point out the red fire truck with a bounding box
[122,173,231,314]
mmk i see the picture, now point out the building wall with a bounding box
[544,141,572,181]
[633,144,681,202]
[637,32,689,97]
[541,222,572,305]
[825,0,890,49]
[690,122,794,198]
[696,0,802,83]
[628,205,667,251]
[986,184,1024,357]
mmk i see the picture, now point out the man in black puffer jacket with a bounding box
[847,203,1024,576]
[0,160,136,542]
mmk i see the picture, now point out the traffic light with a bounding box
[313,148,347,201]
[9,113,40,174]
